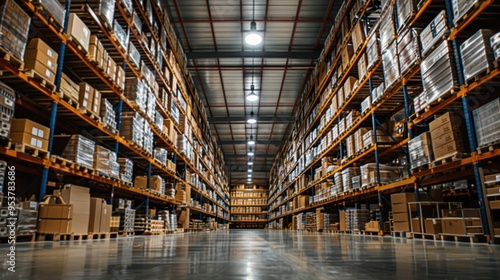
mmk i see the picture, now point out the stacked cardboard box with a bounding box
[67,13,91,53]
[60,185,90,234]
[391,193,416,232]
[125,78,147,112]
[360,163,401,187]
[24,38,58,84]
[429,112,466,161]
[60,74,80,103]
[37,196,73,234]
[365,220,380,232]
[0,0,31,61]
[88,198,112,233]
[11,119,50,151]
[0,82,15,139]
[120,112,144,146]
[60,135,96,169]
[342,167,360,192]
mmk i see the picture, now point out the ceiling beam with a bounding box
[208,116,295,124]
[186,50,321,60]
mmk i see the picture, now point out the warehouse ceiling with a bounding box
[164,0,339,186]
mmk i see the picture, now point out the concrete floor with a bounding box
[1,230,500,279]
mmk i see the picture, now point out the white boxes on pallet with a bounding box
[382,41,400,90]
[61,135,95,169]
[460,29,495,82]
[397,28,421,76]
[366,32,381,71]
[473,98,500,148]
[452,0,482,26]
[420,40,458,105]
[396,0,418,32]
[492,32,500,60]
[379,4,396,51]
[409,132,433,168]
[420,11,448,58]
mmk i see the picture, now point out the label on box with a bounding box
[30,137,37,148]
[47,60,54,69]
[30,202,37,208]
[46,70,52,78]
[497,175,500,181]
[47,49,55,58]
[32,127,38,136]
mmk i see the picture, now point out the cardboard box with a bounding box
[430,120,461,140]
[431,130,463,148]
[24,48,58,73]
[92,89,102,115]
[67,13,91,53]
[393,220,410,232]
[100,205,112,232]
[486,186,500,196]
[38,204,73,219]
[37,219,72,234]
[490,200,500,210]
[391,193,416,204]
[26,38,58,61]
[393,212,410,222]
[411,218,422,233]
[429,112,459,132]
[10,132,49,150]
[88,198,103,233]
[11,118,50,139]
[88,35,102,65]
[484,173,500,184]
[134,176,147,189]
[107,57,116,81]
[23,60,55,83]
[60,185,90,234]
[494,228,500,236]
[21,201,38,210]
[441,218,466,235]
[465,218,482,234]
[339,210,346,231]
[79,82,94,111]
[424,219,442,234]
[433,140,465,160]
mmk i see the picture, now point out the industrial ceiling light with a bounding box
[248,174,252,177]
[247,134,255,145]
[248,169,253,173]
[247,147,255,156]
[245,0,262,45]
[248,161,253,166]
[247,111,257,124]
[246,85,259,102]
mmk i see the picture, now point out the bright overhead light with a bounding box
[248,174,252,177]
[248,151,255,156]
[248,161,253,165]
[247,84,259,102]
[245,21,262,46]
[248,169,253,173]
[248,135,255,145]
[247,178,252,181]
[247,111,257,124]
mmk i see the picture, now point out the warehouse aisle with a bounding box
[2,230,500,279]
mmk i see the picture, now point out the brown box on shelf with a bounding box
[23,60,55,84]
[429,112,459,132]
[24,47,58,73]
[494,228,500,236]
[92,89,102,116]
[339,210,346,231]
[486,186,500,196]
[88,35,103,66]
[88,198,103,233]
[465,218,482,234]
[342,44,354,72]
[393,220,410,232]
[10,132,49,150]
[21,200,38,210]
[100,204,112,233]
[392,203,409,213]
[441,218,466,235]
[433,140,465,160]
[391,193,416,204]
[37,219,72,234]
[11,118,50,140]
[60,74,80,101]
[60,185,90,235]
[490,200,500,210]
[115,65,125,89]
[67,13,91,53]
[79,82,94,111]
[430,121,462,141]
[106,57,116,82]
[484,173,500,184]
[412,218,422,233]
[26,38,58,62]
[424,219,442,234]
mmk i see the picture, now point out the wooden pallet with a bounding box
[142,231,163,235]
[14,143,50,159]
[0,233,36,243]
[464,67,492,87]
[68,35,88,54]
[453,1,484,29]
[431,153,466,168]
[400,58,421,78]
[88,232,114,239]
[494,58,500,69]
[410,232,439,241]
[0,46,24,69]
[361,230,380,236]
[34,3,64,32]
[439,233,487,244]
[56,91,79,108]
[120,231,135,236]
[78,107,100,121]
[22,69,55,92]
[36,233,83,241]
[425,87,459,109]
[477,141,500,155]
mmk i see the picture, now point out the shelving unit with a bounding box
[266,0,500,242]
[230,184,268,229]
[0,0,230,233]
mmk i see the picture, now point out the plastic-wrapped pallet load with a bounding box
[0,0,31,61]
[408,132,433,169]
[94,145,111,176]
[342,167,361,192]
[0,82,15,139]
[117,158,133,183]
[33,0,65,28]
[382,41,400,90]
[128,43,141,69]
[108,152,120,180]
[379,4,396,51]
[366,31,381,71]
[120,112,144,146]
[397,28,421,76]
[420,40,459,106]
[124,77,147,112]
[460,29,495,82]
[396,0,418,32]
[420,11,449,57]
[113,19,129,51]
[61,135,95,169]
[452,0,482,26]
[492,32,500,60]
[146,88,156,120]
[143,122,154,154]
[100,99,117,130]
[473,98,500,148]
[154,148,168,165]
